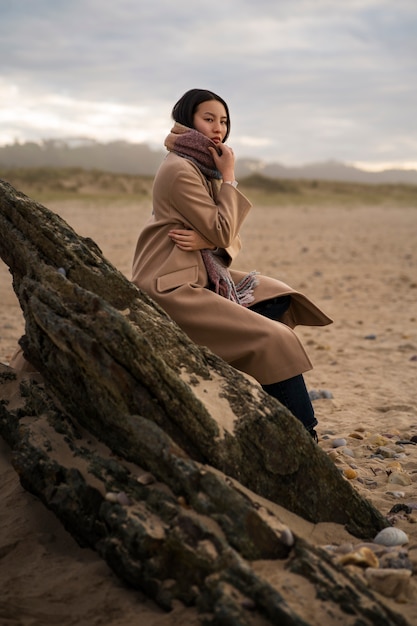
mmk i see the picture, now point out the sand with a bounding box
[1,191,417,624]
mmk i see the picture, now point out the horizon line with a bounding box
[0,137,416,174]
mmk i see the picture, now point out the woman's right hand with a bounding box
[208,144,235,182]
[168,228,216,251]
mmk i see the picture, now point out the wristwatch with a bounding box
[224,180,238,188]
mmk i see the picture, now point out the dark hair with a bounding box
[172,88,231,142]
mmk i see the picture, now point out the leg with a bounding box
[249,295,291,320]
[251,296,318,439]
[262,375,318,437]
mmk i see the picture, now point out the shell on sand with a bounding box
[373,527,409,547]
[338,546,379,568]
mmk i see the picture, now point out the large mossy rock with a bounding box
[1,178,408,626]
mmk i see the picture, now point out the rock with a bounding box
[386,492,406,500]
[349,431,365,440]
[388,473,412,487]
[369,434,389,447]
[389,504,412,514]
[365,568,413,602]
[377,446,399,458]
[308,389,333,400]
[0,178,389,538]
[332,438,347,448]
[379,551,414,572]
[343,468,358,480]
[1,178,405,625]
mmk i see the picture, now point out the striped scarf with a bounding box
[201,249,259,307]
[164,122,222,179]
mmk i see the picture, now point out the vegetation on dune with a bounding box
[241,171,417,207]
[0,167,154,203]
[0,167,416,208]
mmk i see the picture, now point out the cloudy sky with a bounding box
[1,0,416,169]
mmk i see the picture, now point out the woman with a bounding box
[132,88,332,439]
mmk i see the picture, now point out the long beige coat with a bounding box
[132,152,332,385]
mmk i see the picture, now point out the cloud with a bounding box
[0,0,416,166]
[0,79,169,146]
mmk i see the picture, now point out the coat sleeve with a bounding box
[161,158,252,250]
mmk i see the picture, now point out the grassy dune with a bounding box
[1,167,416,207]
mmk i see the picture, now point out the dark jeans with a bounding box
[249,295,292,320]
[249,296,317,432]
[262,375,317,432]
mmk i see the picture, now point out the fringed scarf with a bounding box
[200,248,259,307]
[164,122,222,179]
[165,122,259,307]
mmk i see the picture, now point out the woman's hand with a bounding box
[208,144,235,182]
[168,229,216,251]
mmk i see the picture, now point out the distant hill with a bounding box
[1,139,416,185]
[0,138,165,177]
[236,158,417,186]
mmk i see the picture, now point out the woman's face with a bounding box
[193,100,228,144]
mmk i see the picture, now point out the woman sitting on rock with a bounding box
[131,88,332,439]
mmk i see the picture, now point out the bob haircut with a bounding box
[172,89,231,142]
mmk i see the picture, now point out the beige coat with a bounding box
[132,152,332,385]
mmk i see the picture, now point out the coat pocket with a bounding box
[156,265,199,292]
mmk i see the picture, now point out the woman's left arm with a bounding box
[168,228,215,251]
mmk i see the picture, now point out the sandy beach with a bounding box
[1,178,417,625]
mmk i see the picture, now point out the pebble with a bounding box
[348,431,364,440]
[363,479,378,487]
[331,438,347,448]
[388,472,412,487]
[373,527,409,547]
[57,267,67,277]
[386,461,403,472]
[343,468,358,480]
[379,551,414,571]
[320,389,333,399]
[389,504,412,514]
[309,389,333,400]
[136,472,155,485]
[386,491,406,499]
[327,449,339,461]
[365,568,412,602]
[369,434,389,446]
[116,491,131,505]
[105,491,131,505]
[279,527,295,547]
[377,446,399,459]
